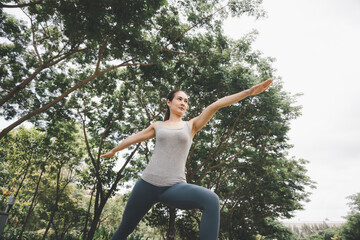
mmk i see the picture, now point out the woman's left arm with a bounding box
[189,78,273,136]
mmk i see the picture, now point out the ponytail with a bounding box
[164,105,171,121]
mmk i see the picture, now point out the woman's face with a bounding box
[167,91,188,116]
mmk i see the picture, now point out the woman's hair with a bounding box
[164,90,187,121]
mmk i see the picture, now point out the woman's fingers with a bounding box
[251,78,273,95]
[101,151,115,158]
[263,78,273,89]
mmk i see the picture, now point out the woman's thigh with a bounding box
[158,182,219,210]
[121,179,161,218]
[114,179,160,235]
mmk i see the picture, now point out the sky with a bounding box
[223,0,360,222]
[1,0,360,223]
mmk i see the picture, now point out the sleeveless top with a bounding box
[141,121,193,187]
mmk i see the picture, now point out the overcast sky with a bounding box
[224,0,360,222]
[2,0,360,223]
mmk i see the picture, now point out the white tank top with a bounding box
[141,121,193,186]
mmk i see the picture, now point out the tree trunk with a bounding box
[17,168,44,240]
[42,167,62,240]
[82,184,95,240]
[86,202,106,240]
[167,207,176,240]
[14,160,32,198]
[85,144,141,240]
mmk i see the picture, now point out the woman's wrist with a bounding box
[247,88,254,96]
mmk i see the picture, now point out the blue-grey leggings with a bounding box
[111,178,220,240]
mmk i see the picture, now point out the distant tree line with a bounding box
[275,193,360,240]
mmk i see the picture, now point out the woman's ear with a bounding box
[166,99,171,107]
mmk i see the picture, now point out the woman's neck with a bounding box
[167,114,182,122]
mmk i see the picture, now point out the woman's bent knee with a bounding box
[204,191,220,209]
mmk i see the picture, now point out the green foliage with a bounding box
[346,193,360,213]
[123,33,314,238]
[1,0,315,239]
[0,125,85,239]
[0,0,265,137]
[96,194,126,234]
[341,193,360,240]
[256,218,296,240]
[298,227,341,240]
[341,213,360,240]
[1,227,43,240]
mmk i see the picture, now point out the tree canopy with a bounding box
[0,0,265,138]
[341,193,360,240]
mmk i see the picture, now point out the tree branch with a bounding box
[78,109,102,186]
[160,48,206,56]
[161,3,230,50]
[97,103,123,161]
[186,133,199,181]
[190,100,252,182]
[0,3,231,139]
[105,142,141,200]
[0,0,43,8]
[95,23,119,74]
[21,8,43,65]
[0,46,87,107]
[212,144,247,169]
[189,126,228,180]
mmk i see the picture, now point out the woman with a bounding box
[101,78,274,239]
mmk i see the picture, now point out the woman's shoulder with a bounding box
[150,121,162,129]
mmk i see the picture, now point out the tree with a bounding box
[301,228,342,240]
[0,123,84,239]
[1,0,314,238]
[342,213,360,240]
[35,184,88,239]
[0,126,49,238]
[119,32,315,238]
[341,193,360,240]
[21,1,265,239]
[0,0,266,139]
[256,218,296,240]
[0,0,167,138]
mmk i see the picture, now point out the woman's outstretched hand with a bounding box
[250,78,274,96]
[101,150,116,158]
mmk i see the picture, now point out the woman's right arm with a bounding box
[101,121,158,158]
